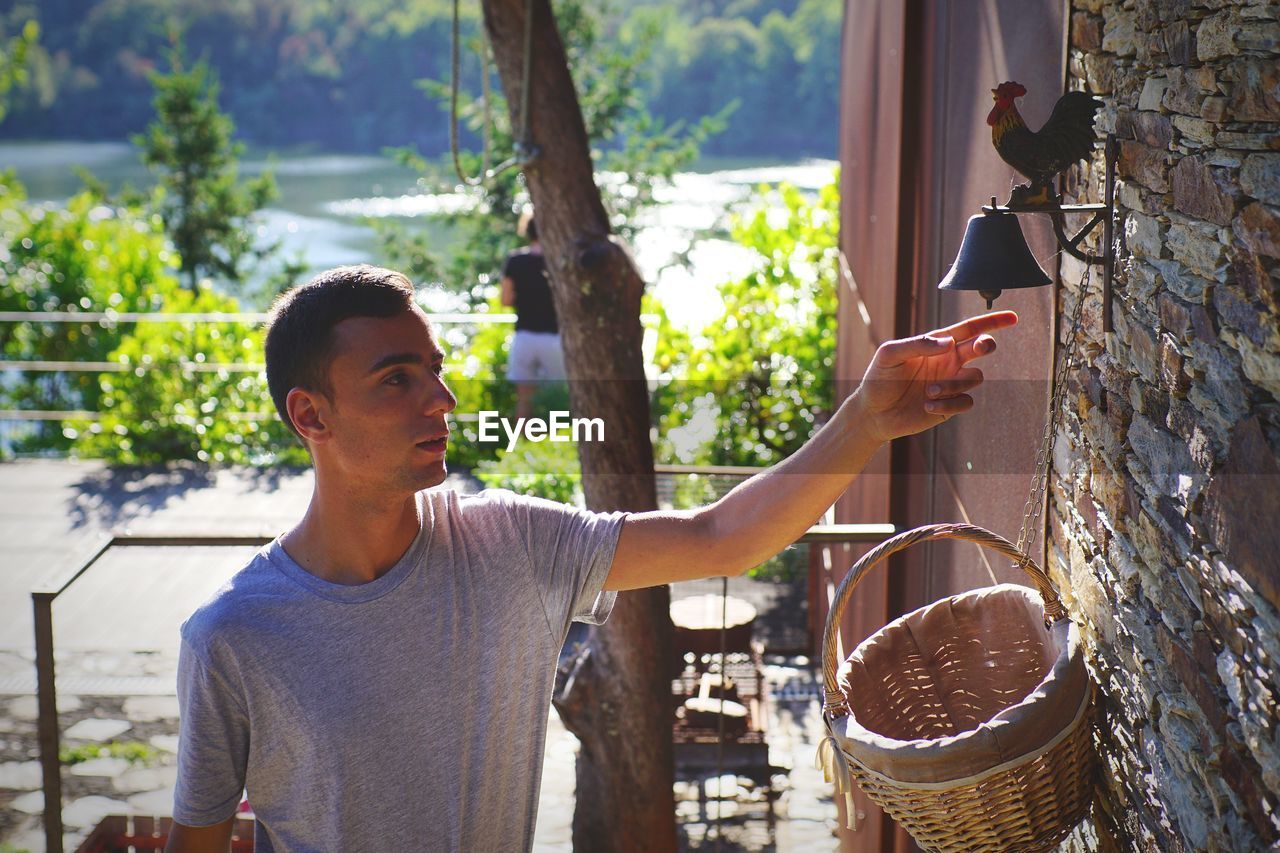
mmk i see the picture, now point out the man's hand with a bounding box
[855,311,1018,444]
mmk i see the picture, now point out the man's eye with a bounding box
[432,362,445,377]
[384,372,407,386]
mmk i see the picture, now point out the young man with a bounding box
[166,264,1016,852]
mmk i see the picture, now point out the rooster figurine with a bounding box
[988,82,1103,206]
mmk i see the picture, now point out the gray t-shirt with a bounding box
[173,487,625,851]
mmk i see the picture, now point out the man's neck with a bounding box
[282,481,423,586]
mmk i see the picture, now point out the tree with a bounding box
[134,51,277,292]
[480,1,675,847]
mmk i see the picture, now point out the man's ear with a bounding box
[286,387,331,444]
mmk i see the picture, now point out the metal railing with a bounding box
[0,309,521,425]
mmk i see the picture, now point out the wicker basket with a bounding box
[817,523,1096,852]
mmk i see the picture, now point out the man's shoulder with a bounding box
[428,487,580,538]
[180,547,283,650]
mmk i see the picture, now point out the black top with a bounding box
[503,249,558,333]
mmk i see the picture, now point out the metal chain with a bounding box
[450,0,539,187]
[1015,263,1092,568]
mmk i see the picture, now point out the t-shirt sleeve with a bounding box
[493,490,625,631]
[173,636,250,827]
[501,252,516,278]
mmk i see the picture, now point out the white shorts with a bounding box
[508,331,566,382]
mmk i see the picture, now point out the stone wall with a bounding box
[1054,0,1280,849]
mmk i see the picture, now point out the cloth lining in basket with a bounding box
[835,584,1089,784]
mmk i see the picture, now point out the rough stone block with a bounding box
[1200,95,1228,122]
[1214,282,1271,349]
[1121,141,1173,193]
[1220,731,1280,843]
[1234,202,1280,259]
[1216,131,1280,150]
[1238,20,1280,53]
[1128,413,1206,506]
[1125,210,1166,259]
[1084,52,1118,95]
[1226,59,1280,122]
[1133,111,1175,148]
[1228,330,1280,399]
[1172,155,1240,226]
[1241,153,1280,206]
[1153,258,1212,302]
[1103,6,1139,56]
[1130,324,1161,384]
[1203,417,1280,612]
[1166,221,1228,278]
[1125,257,1163,302]
[1130,377,1169,424]
[1165,21,1196,66]
[1137,30,1169,66]
[1156,0,1192,24]
[1119,181,1163,216]
[1173,115,1217,147]
[1160,333,1190,395]
[1159,625,1229,739]
[1164,68,1211,115]
[1073,12,1104,52]
[1229,241,1278,312]
[1154,295,1186,346]
[1197,11,1241,61]
[1139,76,1171,112]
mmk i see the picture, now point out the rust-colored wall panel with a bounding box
[833,1,1069,849]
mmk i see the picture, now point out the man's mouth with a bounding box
[416,435,448,454]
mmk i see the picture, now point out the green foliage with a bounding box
[652,172,838,467]
[134,52,277,293]
[0,173,304,464]
[68,285,306,466]
[60,739,160,767]
[0,18,37,123]
[474,438,583,505]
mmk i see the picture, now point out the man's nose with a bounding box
[425,377,457,415]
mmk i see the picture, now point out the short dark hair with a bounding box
[265,264,417,436]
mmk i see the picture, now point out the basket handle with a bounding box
[821,522,1067,718]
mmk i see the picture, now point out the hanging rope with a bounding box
[1014,263,1091,570]
[449,0,541,187]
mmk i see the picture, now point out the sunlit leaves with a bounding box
[651,172,839,467]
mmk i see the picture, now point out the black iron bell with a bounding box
[938,209,1052,308]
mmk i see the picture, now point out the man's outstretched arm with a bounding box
[164,817,235,853]
[604,311,1018,591]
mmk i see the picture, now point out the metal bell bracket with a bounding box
[979,134,1118,333]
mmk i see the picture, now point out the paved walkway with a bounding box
[0,461,839,851]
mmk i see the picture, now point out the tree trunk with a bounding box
[479,1,677,850]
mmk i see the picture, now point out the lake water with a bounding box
[1,142,837,330]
